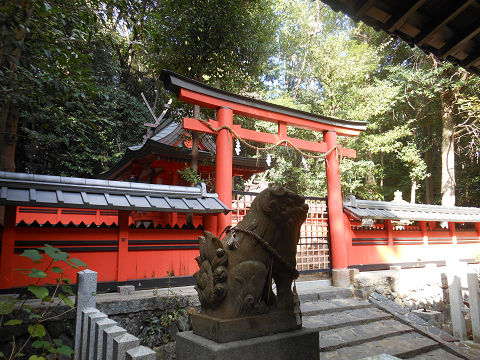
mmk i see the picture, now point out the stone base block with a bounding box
[412,309,442,328]
[117,285,135,295]
[349,268,359,283]
[332,268,350,288]
[191,311,300,343]
[176,328,319,360]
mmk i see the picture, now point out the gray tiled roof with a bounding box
[343,195,480,223]
[0,171,229,214]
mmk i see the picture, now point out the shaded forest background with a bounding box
[1,0,480,206]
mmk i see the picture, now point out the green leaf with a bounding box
[53,338,63,346]
[28,285,49,300]
[42,244,68,261]
[52,267,63,273]
[61,285,74,296]
[0,351,4,358]
[56,345,74,356]
[21,249,43,262]
[5,319,22,326]
[31,340,48,349]
[61,278,71,284]
[0,297,17,315]
[58,293,74,308]
[28,269,47,278]
[28,324,46,338]
[28,355,46,360]
[69,258,87,269]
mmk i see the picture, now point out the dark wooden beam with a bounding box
[440,23,480,57]
[387,0,427,32]
[354,0,376,17]
[462,52,480,68]
[416,0,476,46]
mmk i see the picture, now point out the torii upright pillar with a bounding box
[324,130,349,287]
[216,107,233,235]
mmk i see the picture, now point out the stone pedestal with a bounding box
[332,268,350,288]
[412,309,442,328]
[191,311,300,343]
[176,328,319,360]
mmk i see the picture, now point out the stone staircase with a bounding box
[298,287,474,360]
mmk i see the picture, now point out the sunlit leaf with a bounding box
[42,244,68,261]
[5,319,22,326]
[28,269,47,278]
[58,293,74,308]
[69,258,87,268]
[28,324,46,338]
[28,285,49,300]
[28,355,46,360]
[21,249,42,262]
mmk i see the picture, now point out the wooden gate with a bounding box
[231,191,331,273]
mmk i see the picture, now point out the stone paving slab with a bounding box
[408,348,466,359]
[303,307,392,331]
[320,332,439,360]
[369,292,480,359]
[299,286,354,302]
[318,319,413,351]
[301,298,372,316]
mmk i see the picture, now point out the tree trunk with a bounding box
[440,90,456,207]
[0,0,32,172]
[0,102,18,172]
[410,180,416,204]
[424,126,433,204]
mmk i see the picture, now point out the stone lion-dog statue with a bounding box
[193,186,309,321]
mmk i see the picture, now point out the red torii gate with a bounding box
[160,70,367,276]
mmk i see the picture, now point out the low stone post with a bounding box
[103,325,127,360]
[467,271,480,343]
[125,346,156,360]
[448,274,467,340]
[82,308,99,360]
[88,311,107,360]
[75,270,97,360]
[112,334,140,360]
[95,318,117,360]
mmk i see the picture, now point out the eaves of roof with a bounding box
[0,171,230,214]
[344,195,480,223]
[101,139,268,180]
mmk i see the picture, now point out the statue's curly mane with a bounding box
[235,186,306,248]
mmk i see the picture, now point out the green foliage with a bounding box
[177,165,202,186]
[141,271,188,346]
[146,0,277,91]
[2,0,480,206]
[0,246,87,359]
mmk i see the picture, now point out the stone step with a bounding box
[407,348,465,359]
[301,298,372,316]
[318,319,413,351]
[299,286,354,302]
[303,307,392,331]
[320,332,440,360]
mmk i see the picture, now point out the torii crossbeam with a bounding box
[160,70,367,272]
